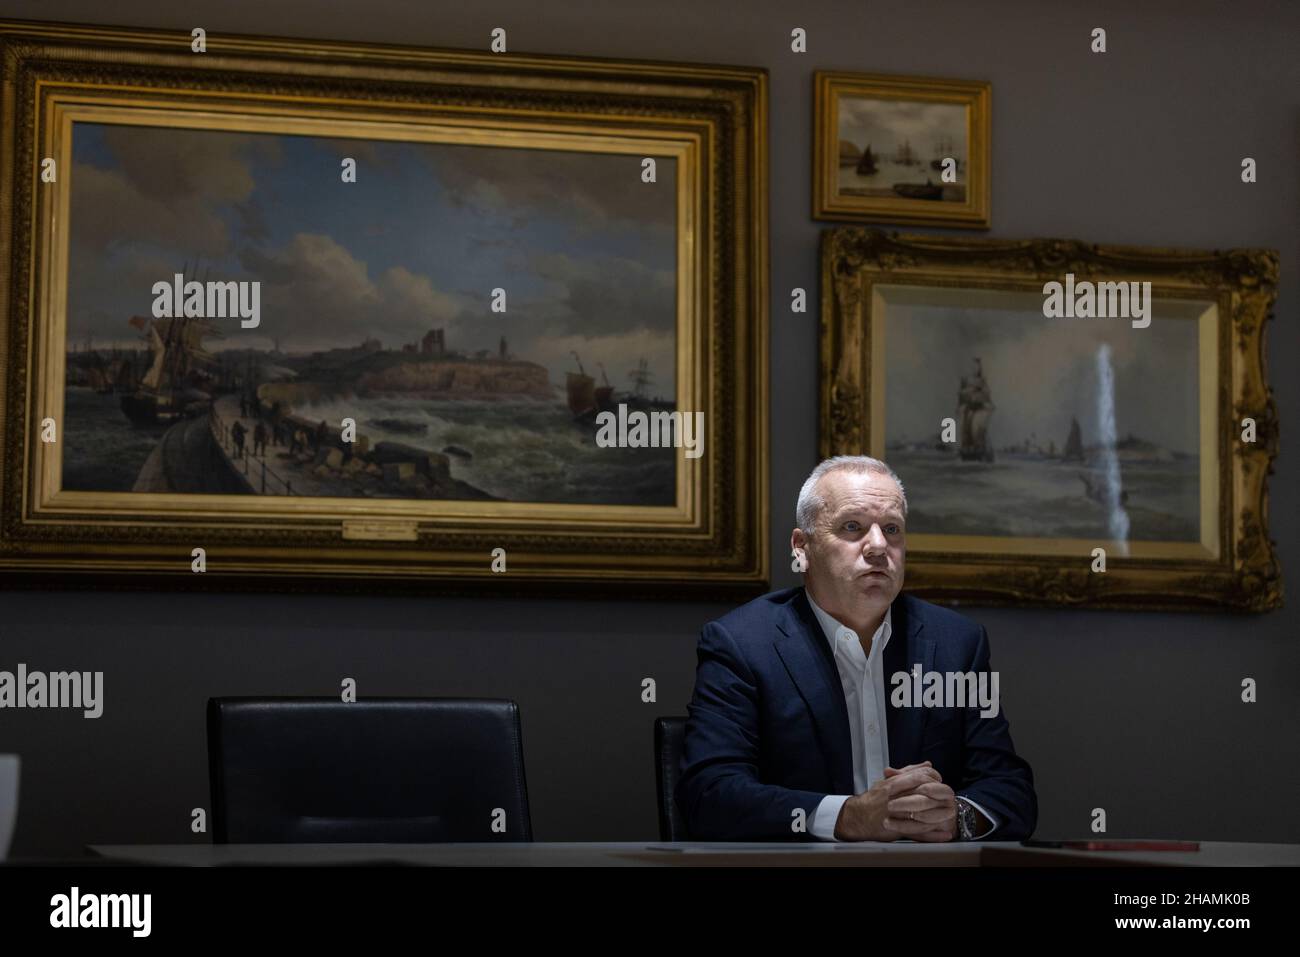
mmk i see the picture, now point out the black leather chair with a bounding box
[207,697,532,843]
[654,716,689,841]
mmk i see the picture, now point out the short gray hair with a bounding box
[795,455,908,534]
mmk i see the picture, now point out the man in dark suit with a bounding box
[677,456,1036,842]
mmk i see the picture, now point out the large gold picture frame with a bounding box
[0,20,769,597]
[820,228,1281,612]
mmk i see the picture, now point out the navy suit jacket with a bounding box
[676,586,1036,841]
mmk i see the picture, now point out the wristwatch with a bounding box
[956,797,979,841]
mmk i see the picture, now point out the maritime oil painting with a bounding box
[60,123,679,506]
[836,100,967,204]
[813,71,991,228]
[820,228,1281,611]
[0,21,769,594]
[881,291,1204,550]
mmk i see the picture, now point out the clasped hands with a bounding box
[832,760,958,842]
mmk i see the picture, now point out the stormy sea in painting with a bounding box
[62,387,675,504]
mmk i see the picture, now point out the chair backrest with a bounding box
[0,755,18,860]
[208,697,531,843]
[654,717,689,841]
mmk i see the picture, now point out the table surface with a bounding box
[84,840,1300,867]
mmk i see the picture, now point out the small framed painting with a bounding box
[813,71,990,228]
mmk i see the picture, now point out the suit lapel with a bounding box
[884,593,934,766]
[774,590,854,794]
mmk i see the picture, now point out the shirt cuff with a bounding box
[811,795,851,841]
[959,796,1000,839]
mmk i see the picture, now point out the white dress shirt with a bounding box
[804,592,998,841]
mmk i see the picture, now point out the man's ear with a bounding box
[790,529,810,573]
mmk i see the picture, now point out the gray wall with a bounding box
[1,0,1297,857]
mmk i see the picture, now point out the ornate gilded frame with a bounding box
[820,228,1281,612]
[0,20,769,597]
[813,71,991,228]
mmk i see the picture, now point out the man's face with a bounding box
[792,469,906,613]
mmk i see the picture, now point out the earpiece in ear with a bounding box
[790,548,808,573]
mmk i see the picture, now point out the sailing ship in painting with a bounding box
[930,137,961,172]
[838,137,961,203]
[841,139,879,175]
[119,264,227,427]
[565,353,674,424]
[890,137,944,200]
[956,358,995,462]
[66,337,140,395]
[893,139,918,167]
[856,144,878,176]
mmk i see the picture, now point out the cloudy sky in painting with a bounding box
[66,123,677,396]
[838,98,966,163]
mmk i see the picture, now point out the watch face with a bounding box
[958,802,974,839]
